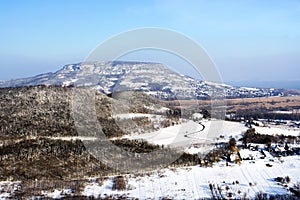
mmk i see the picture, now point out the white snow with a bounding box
[144,105,169,112]
[62,78,78,86]
[239,149,264,160]
[241,86,260,91]
[41,188,72,199]
[113,113,155,119]
[184,145,215,154]
[13,136,99,142]
[80,155,300,199]
[44,189,63,199]
[46,136,99,141]
[82,181,103,198]
[82,179,130,199]
[0,193,10,199]
[0,181,21,199]
[129,120,247,147]
[1,116,299,199]
[255,126,300,137]
[271,111,294,114]
[192,113,203,120]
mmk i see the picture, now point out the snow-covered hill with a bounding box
[0,61,295,100]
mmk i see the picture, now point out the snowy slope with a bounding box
[0,61,291,99]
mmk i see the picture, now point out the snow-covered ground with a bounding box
[1,153,298,199]
[113,113,156,119]
[80,155,300,199]
[255,125,300,137]
[126,120,247,147]
[0,181,21,199]
[1,119,299,199]
[123,118,299,149]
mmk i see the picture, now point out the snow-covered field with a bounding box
[255,125,300,137]
[139,156,297,199]
[127,120,247,147]
[94,156,299,199]
[73,120,297,199]
[35,154,297,199]
[1,119,299,199]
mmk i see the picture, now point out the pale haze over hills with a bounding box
[0,1,299,85]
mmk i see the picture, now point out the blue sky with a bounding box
[0,0,300,82]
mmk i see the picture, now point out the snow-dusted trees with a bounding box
[227,138,242,164]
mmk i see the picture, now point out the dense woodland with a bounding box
[0,86,196,181]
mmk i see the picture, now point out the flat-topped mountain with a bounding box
[0,61,299,99]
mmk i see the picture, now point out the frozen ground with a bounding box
[113,113,157,119]
[255,125,299,137]
[1,120,299,199]
[126,120,247,147]
[1,154,299,199]
[76,120,299,199]
[80,155,299,199]
[123,118,299,147]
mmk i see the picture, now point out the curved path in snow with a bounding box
[184,121,206,138]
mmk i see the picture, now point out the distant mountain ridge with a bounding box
[0,61,299,99]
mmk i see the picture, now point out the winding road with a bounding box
[184,121,206,138]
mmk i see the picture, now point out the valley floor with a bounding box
[3,153,296,199]
[0,120,299,199]
[82,154,300,199]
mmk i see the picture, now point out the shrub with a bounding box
[111,139,161,153]
[285,176,291,183]
[112,176,127,191]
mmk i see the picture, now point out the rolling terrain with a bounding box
[0,62,299,199]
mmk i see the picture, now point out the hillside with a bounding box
[1,61,298,100]
[0,63,300,199]
[0,85,185,180]
[0,86,299,199]
[0,85,168,139]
